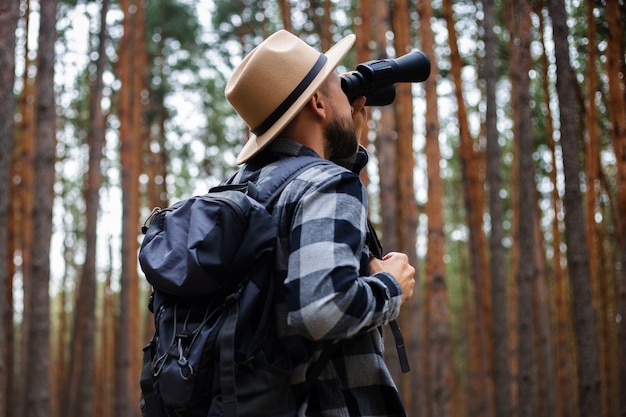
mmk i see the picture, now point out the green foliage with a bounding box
[146,0,202,66]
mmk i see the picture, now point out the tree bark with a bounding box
[548,0,603,415]
[0,2,19,417]
[278,0,292,32]
[537,2,578,415]
[116,1,144,415]
[511,1,535,417]
[391,1,421,414]
[25,1,58,416]
[418,1,452,416]
[532,205,557,417]
[15,2,36,414]
[355,0,371,188]
[483,0,510,415]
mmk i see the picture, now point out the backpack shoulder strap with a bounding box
[217,156,328,417]
[218,156,327,208]
[254,155,327,207]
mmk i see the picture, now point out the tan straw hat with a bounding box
[226,30,356,164]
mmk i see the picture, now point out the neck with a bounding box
[280,119,327,159]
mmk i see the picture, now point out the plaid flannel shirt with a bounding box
[232,138,407,417]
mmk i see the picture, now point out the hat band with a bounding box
[251,54,328,136]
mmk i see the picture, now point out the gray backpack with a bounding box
[138,156,326,417]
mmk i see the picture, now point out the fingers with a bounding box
[369,252,416,304]
[351,95,367,111]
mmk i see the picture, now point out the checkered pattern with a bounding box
[232,138,407,417]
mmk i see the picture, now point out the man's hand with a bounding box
[370,252,415,304]
[350,96,368,140]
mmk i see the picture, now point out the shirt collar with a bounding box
[259,137,369,175]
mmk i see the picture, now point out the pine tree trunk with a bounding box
[501,0,520,412]
[25,1,58,416]
[116,0,143,415]
[391,1,421,414]
[15,2,36,414]
[355,0,371,188]
[279,0,292,32]
[532,209,557,417]
[418,1,452,416]
[511,1,535,416]
[0,2,19,417]
[442,1,494,416]
[537,2,579,415]
[548,0,603,415]
[583,3,614,416]
[483,0,511,415]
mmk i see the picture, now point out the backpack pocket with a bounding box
[150,293,225,411]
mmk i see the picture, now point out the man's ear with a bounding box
[309,91,327,119]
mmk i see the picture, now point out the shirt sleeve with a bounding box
[284,168,403,342]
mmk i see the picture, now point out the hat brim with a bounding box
[235,34,356,165]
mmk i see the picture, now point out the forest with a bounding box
[0,0,625,416]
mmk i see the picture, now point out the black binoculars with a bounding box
[341,50,431,106]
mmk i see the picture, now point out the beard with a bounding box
[323,113,359,160]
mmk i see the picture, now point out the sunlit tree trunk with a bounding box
[355,0,371,188]
[15,1,36,415]
[482,0,510,415]
[24,1,58,416]
[548,0,603,415]
[391,1,421,415]
[321,0,331,52]
[442,1,493,416]
[278,0,292,32]
[418,1,452,416]
[0,2,19,417]
[116,0,145,415]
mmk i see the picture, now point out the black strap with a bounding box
[390,320,410,373]
[255,156,326,205]
[367,221,411,373]
[219,300,240,417]
[139,341,164,417]
[209,181,259,201]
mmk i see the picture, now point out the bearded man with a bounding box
[225,30,416,417]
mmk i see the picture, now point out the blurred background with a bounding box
[0,0,625,417]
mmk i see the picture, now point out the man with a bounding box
[225,30,416,417]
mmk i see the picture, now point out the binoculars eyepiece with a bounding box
[341,50,431,106]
